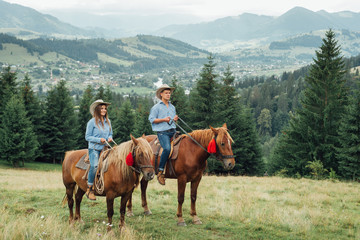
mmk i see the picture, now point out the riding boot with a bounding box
[157,171,165,185]
[86,186,96,200]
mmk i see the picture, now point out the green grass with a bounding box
[0,164,359,239]
[0,160,62,172]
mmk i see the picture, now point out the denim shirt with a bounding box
[85,117,113,151]
[148,101,176,132]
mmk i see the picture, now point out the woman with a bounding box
[85,99,113,200]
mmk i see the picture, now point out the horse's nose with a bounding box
[229,162,234,169]
[147,172,155,180]
[225,160,235,170]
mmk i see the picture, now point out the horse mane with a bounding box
[187,126,234,146]
[107,137,153,181]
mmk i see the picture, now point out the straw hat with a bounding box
[156,84,175,99]
[89,99,111,116]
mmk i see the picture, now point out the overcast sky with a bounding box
[5,0,360,20]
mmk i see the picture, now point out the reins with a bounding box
[93,138,153,194]
[174,117,236,159]
[174,119,209,153]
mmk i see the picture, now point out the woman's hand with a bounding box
[164,116,171,123]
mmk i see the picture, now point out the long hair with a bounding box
[94,104,111,131]
[187,126,234,146]
[107,137,153,182]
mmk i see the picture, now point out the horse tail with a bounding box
[61,194,67,207]
[61,184,78,207]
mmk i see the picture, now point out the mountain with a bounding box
[154,7,360,49]
[154,13,273,47]
[0,33,209,72]
[45,10,204,36]
[0,0,96,38]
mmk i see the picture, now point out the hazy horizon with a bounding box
[4,0,360,22]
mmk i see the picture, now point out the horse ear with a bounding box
[142,133,146,138]
[210,125,218,134]
[130,134,139,145]
[222,123,228,130]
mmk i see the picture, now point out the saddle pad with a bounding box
[75,153,110,172]
[76,154,89,170]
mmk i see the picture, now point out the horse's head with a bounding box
[210,123,235,170]
[129,134,155,181]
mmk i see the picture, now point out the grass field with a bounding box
[0,162,359,240]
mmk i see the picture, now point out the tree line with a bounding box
[268,30,360,181]
[1,29,359,180]
[0,55,263,176]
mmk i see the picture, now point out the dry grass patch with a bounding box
[0,168,359,239]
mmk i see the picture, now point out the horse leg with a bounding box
[190,176,203,225]
[106,192,115,232]
[126,191,134,217]
[176,175,187,226]
[140,177,152,215]
[74,186,85,222]
[65,183,75,224]
[119,191,132,231]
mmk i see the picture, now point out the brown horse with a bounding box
[126,123,235,226]
[62,135,155,230]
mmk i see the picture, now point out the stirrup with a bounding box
[157,172,165,185]
[86,186,96,200]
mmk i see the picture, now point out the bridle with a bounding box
[213,135,236,160]
[174,120,236,162]
[129,146,154,174]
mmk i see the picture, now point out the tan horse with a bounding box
[126,123,235,226]
[62,135,155,230]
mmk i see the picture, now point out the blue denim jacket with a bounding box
[85,118,113,151]
[148,101,176,132]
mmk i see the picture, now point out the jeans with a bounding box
[157,130,175,171]
[88,148,101,186]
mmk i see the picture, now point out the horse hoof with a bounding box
[177,221,187,227]
[193,219,202,225]
[144,210,152,216]
[127,211,134,217]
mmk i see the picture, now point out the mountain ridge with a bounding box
[0,0,97,38]
[154,6,360,49]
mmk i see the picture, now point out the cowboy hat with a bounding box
[156,84,175,99]
[89,99,111,116]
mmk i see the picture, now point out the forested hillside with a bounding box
[0,33,209,72]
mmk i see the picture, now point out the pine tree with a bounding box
[336,83,360,180]
[236,108,263,175]
[189,54,219,128]
[133,98,153,137]
[19,74,45,159]
[0,95,38,167]
[269,30,348,176]
[257,108,272,138]
[170,76,189,122]
[216,65,263,175]
[42,80,79,163]
[77,85,94,148]
[113,99,135,143]
[0,67,18,122]
[95,85,105,100]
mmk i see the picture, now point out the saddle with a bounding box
[150,132,184,178]
[75,147,111,194]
